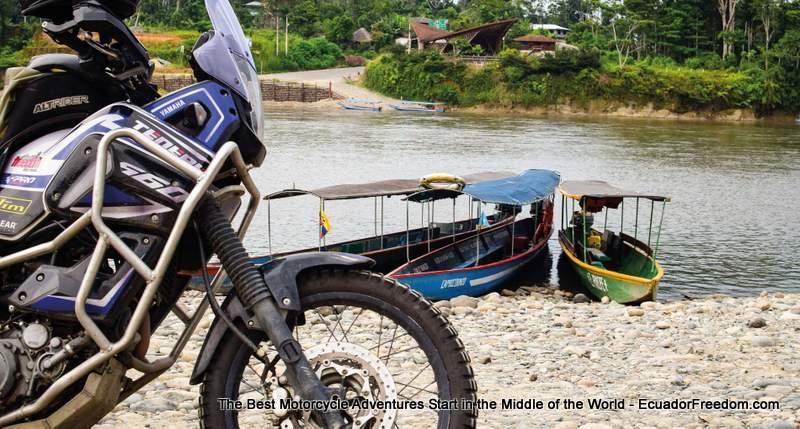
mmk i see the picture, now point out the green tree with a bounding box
[325,15,356,45]
[291,0,320,37]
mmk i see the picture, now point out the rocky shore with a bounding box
[97,288,800,428]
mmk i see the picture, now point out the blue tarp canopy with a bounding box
[464,169,561,205]
[407,169,561,205]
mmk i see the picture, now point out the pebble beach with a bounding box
[97,288,800,429]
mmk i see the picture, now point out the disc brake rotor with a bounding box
[275,342,398,429]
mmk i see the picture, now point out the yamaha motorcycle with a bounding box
[0,0,477,427]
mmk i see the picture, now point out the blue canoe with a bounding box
[388,169,561,300]
[389,101,445,113]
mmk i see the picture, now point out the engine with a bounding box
[0,319,70,408]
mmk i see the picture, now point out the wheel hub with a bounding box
[276,342,398,429]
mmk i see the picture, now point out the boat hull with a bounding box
[558,238,658,304]
[391,243,546,300]
[389,105,445,113]
[338,103,382,112]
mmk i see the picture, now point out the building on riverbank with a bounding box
[513,34,557,53]
[408,18,517,56]
[531,23,570,39]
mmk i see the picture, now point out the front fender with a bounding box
[189,252,374,385]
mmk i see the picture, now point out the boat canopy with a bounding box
[265,171,515,201]
[559,180,670,202]
[407,169,561,205]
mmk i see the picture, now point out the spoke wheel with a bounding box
[200,270,477,429]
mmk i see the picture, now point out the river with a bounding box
[244,107,800,300]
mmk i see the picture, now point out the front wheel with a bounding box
[199,269,478,428]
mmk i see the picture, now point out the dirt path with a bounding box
[261,67,402,106]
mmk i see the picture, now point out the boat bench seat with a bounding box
[587,248,612,263]
[455,243,505,269]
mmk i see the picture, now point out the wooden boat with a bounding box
[389,170,561,300]
[389,100,445,113]
[558,180,670,304]
[184,172,517,289]
[338,98,383,111]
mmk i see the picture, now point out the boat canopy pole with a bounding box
[653,201,667,260]
[405,198,410,262]
[452,199,456,243]
[374,197,378,236]
[603,207,608,232]
[634,198,640,241]
[581,200,588,263]
[267,199,272,256]
[380,197,385,249]
[511,205,518,256]
[475,203,483,267]
[429,200,435,252]
[620,199,625,235]
[267,198,273,255]
[647,200,654,247]
[570,198,576,247]
[318,197,323,251]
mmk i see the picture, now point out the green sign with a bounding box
[431,19,448,30]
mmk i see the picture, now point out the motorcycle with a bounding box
[0,0,477,427]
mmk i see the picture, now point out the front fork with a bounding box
[197,197,348,428]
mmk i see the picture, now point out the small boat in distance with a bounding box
[558,180,670,304]
[338,98,383,111]
[389,100,446,113]
[390,170,561,300]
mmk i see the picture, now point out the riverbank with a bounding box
[363,52,800,124]
[97,289,799,428]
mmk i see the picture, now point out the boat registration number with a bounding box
[586,273,608,293]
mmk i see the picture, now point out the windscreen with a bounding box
[203,0,263,137]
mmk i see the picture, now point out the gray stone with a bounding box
[572,293,591,304]
[627,308,645,317]
[601,296,610,304]
[129,398,177,413]
[752,378,792,389]
[750,336,777,347]
[753,421,797,429]
[747,317,767,328]
[450,295,479,308]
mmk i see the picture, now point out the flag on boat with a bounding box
[319,209,332,238]
[477,207,489,229]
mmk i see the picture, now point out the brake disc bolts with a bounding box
[282,298,291,306]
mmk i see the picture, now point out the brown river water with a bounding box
[242,108,800,300]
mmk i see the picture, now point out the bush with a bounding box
[685,52,725,70]
[286,38,343,71]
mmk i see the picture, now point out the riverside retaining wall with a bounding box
[152,74,339,102]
